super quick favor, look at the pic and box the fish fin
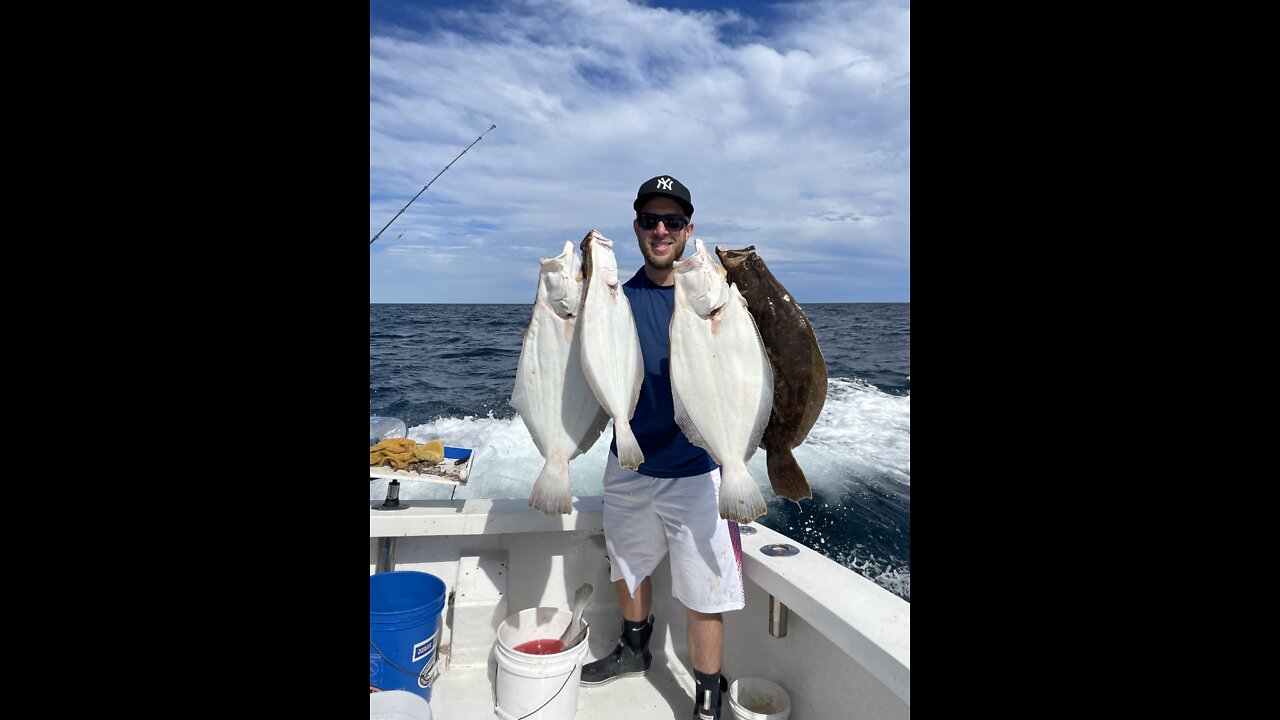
[794,352,829,441]
[673,383,718,460]
[510,338,532,413]
[718,462,767,523]
[566,330,612,455]
[735,287,774,456]
[574,405,611,455]
[613,420,645,470]
[528,459,573,515]
[765,448,813,502]
[626,314,644,414]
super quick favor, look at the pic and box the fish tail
[528,459,573,515]
[718,463,768,523]
[613,420,645,470]
[766,448,814,502]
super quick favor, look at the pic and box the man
[579,175,743,720]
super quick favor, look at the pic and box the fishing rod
[369,123,497,245]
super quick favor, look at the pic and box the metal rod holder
[769,594,789,638]
[372,479,411,511]
[375,537,397,574]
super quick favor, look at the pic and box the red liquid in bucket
[514,638,565,655]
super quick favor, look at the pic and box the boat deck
[429,647,696,719]
[371,497,909,720]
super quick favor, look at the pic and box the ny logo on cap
[657,177,673,190]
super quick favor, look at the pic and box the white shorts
[602,454,745,614]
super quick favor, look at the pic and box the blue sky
[371,0,909,304]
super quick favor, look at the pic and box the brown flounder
[714,245,827,502]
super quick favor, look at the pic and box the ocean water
[370,303,910,602]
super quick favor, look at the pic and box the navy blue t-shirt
[608,268,719,477]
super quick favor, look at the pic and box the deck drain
[737,525,757,535]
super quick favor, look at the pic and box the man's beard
[639,234,687,269]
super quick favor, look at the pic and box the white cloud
[371,0,909,303]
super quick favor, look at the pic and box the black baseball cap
[634,175,694,216]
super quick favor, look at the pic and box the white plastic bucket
[494,607,591,720]
[726,677,791,720]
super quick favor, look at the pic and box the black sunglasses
[636,212,689,231]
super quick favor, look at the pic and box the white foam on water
[370,376,909,503]
[370,413,614,503]
[833,548,911,602]
[370,380,910,601]
[796,377,910,486]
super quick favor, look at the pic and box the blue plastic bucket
[370,571,447,702]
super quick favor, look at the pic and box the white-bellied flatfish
[510,240,610,514]
[577,229,645,470]
[670,238,773,522]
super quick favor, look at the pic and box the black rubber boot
[692,674,729,719]
[580,615,654,686]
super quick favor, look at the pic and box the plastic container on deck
[371,416,408,445]
[726,677,791,720]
